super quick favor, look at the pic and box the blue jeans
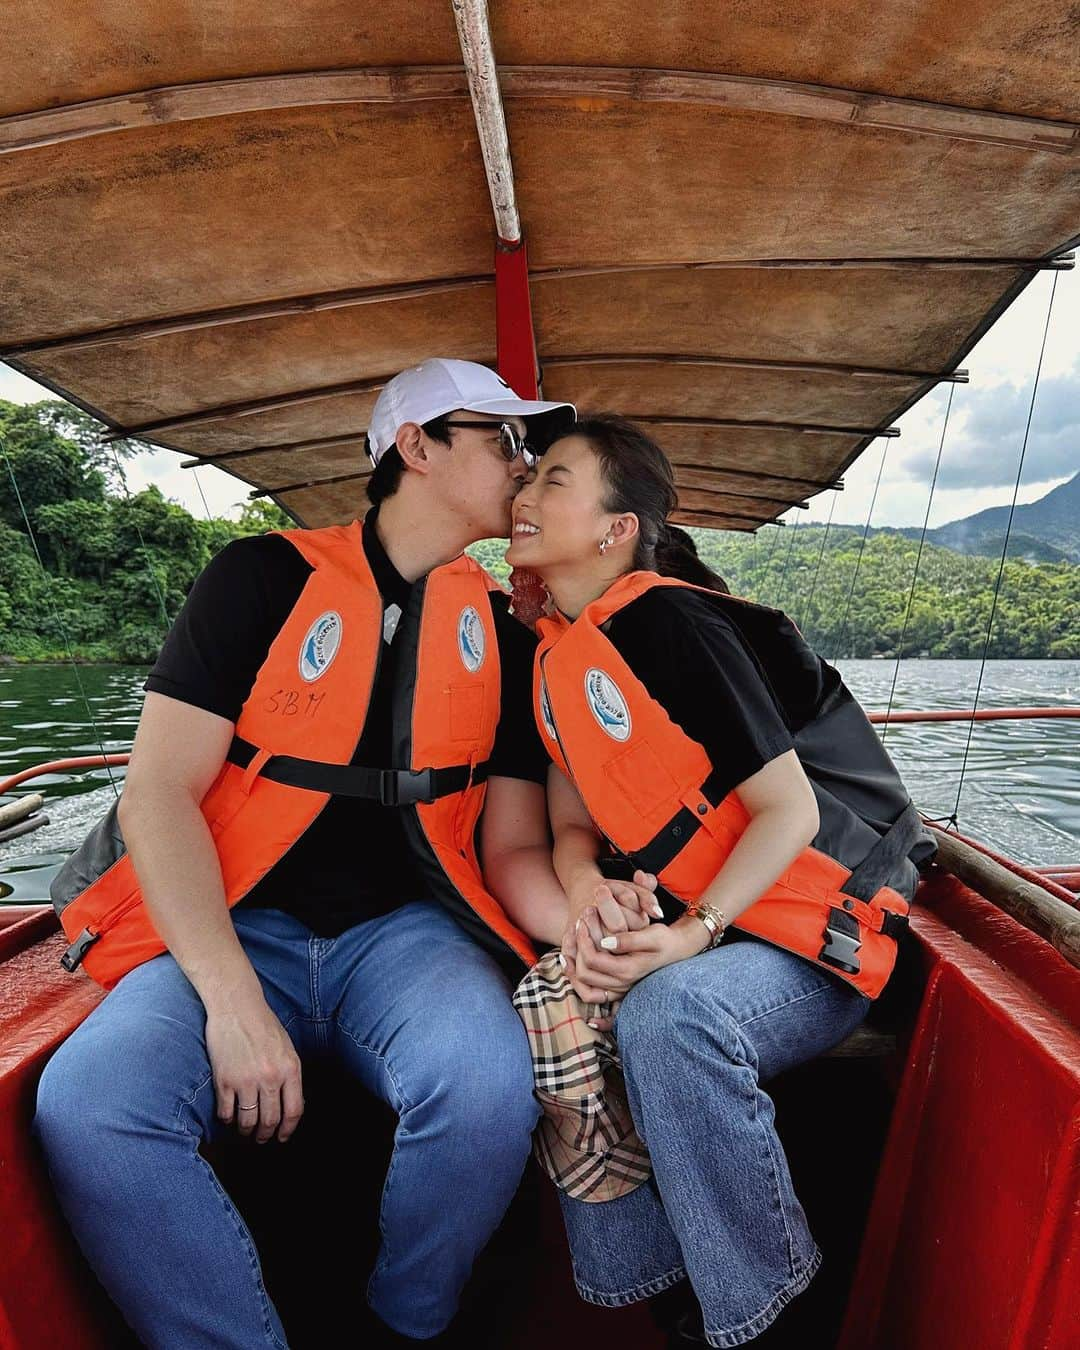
[33,902,539,1347]
[558,936,871,1347]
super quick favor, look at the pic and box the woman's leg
[614,938,870,1347]
[555,938,869,1346]
[33,908,313,1350]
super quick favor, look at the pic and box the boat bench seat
[823,1023,897,1057]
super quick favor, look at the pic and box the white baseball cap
[366,357,576,465]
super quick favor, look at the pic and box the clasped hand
[561,869,700,1029]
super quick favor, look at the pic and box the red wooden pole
[868,706,1080,725]
[495,236,539,399]
[0,755,129,797]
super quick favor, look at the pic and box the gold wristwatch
[685,900,727,950]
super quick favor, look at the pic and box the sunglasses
[443,420,538,468]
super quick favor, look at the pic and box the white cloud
[0,365,48,405]
[124,448,249,519]
[825,267,1079,530]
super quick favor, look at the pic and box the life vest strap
[629,768,729,877]
[839,802,922,905]
[817,806,920,974]
[227,737,489,806]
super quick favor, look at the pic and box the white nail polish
[586,1021,599,1029]
[599,936,618,950]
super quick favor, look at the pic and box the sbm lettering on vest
[534,573,936,1001]
[51,521,538,989]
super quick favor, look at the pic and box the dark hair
[574,414,677,571]
[655,524,730,593]
[573,414,729,593]
[365,414,453,506]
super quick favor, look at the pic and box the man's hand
[205,997,304,1144]
[121,692,307,1141]
[561,870,660,969]
[561,870,664,1025]
[568,911,710,1009]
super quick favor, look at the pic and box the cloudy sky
[1,265,1076,531]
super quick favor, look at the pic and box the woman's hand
[560,870,662,1027]
[564,869,661,943]
[569,912,710,1007]
[562,870,659,974]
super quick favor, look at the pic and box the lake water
[1,659,1077,905]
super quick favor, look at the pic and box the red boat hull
[1,869,1077,1348]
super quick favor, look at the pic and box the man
[35,359,576,1347]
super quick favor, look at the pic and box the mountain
[897,471,1080,563]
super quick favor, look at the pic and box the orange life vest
[53,521,537,988]
[534,572,925,1000]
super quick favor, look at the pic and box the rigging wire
[772,506,803,610]
[742,520,763,594]
[190,464,214,521]
[797,487,838,633]
[1,435,120,799]
[755,519,785,602]
[881,382,956,743]
[106,442,172,628]
[829,436,890,660]
[948,271,1060,828]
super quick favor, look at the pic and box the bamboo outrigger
[0,2,1078,1346]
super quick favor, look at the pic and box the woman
[505,415,933,1347]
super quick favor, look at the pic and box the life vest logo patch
[539,674,557,742]
[298,611,343,682]
[458,606,486,673]
[585,668,631,741]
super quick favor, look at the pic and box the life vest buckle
[379,768,436,807]
[60,927,101,972]
[819,906,862,975]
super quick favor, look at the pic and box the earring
[599,536,614,555]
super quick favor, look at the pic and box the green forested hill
[692,526,1080,659]
[0,399,289,663]
[907,470,1080,563]
[3,399,1078,662]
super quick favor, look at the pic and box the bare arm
[694,748,820,931]
[573,749,821,991]
[546,766,659,1012]
[118,691,303,1143]
[549,765,660,929]
[549,764,606,908]
[480,775,569,945]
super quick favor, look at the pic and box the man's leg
[612,938,871,1347]
[323,901,540,1341]
[33,908,313,1350]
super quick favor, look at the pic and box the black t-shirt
[145,516,548,937]
[601,588,799,802]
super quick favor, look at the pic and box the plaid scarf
[512,949,652,1202]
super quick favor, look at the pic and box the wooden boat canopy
[1,1,1077,530]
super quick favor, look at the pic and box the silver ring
[237,1103,259,1112]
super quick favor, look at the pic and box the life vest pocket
[606,739,681,819]
[449,684,485,742]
